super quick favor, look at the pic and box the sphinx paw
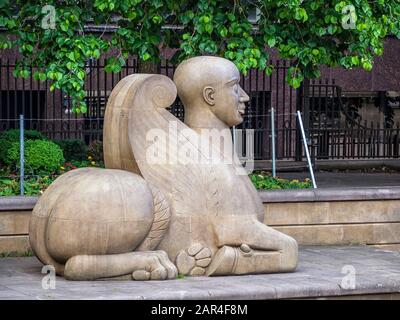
[132,251,178,280]
[132,270,151,281]
[176,243,212,276]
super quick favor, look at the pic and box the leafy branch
[0,0,399,112]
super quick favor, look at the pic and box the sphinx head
[173,56,250,127]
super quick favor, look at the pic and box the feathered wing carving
[137,184,171,251]
[126,74,223,220]
[103,74,152,175]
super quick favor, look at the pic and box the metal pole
[19,114,24,195]
[297,111,317,189]
[271,107,276,177]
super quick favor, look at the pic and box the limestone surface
[29,56,298,280]
[1,246,399,299]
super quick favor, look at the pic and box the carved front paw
[132,250,178,280]
[176,243,212,276]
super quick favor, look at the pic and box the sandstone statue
[29,56,298,280]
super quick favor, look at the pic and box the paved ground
[0,246,400,300]
[278,172,400,188]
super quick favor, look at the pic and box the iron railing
[0,58,399,161]
[304,80,400,159]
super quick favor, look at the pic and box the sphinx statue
[29,56,298,280]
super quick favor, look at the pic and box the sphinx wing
[126,74,222,217]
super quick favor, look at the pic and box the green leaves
[33,71,47,82]
[105,56,126,73]
[180,10,194,24]
[361,58,373,71]
[1,0,399,111]
[152,15,162,24]
[294,8,308,22]
[142,52,151,61]
[60,21,69,32]
[287,66,304,89]
[250,172,312,190]
[219,27,228,38]
[266,37,276,48]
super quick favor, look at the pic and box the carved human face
[204,66,250,127]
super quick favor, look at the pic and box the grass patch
[0,249,33,258]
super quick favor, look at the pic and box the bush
[88,140,104,163]
[0,129,46,142]
[55,139,88,162]
[0,178,19,196]
[250,172,312,190]
[0,129,47,164]
[5,140,65,175]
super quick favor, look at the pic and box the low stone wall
[0,197,36,254]
[261,187,400,251]
[1,188,400,254]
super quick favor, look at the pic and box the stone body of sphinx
[29,56,298,280]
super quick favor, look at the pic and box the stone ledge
[3,186,400,212]
[0,197,38,211]
[259,187,400,203]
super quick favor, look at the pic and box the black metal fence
[0,58,399,161]
[302,79,400,159]
[0,58,139,143]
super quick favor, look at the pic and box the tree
[0,0,399,112]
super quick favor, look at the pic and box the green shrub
[0,129,47,164]
[88,140,104,163]
[0,178,20,196]
[0,129,46,142]
[5,140,64,175]
[250,172,312,190]
[55,139,88,161]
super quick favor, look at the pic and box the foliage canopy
[1,0,399,111]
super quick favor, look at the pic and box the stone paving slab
[0,246,399,300]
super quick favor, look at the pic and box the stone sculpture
[29,56,298,280]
